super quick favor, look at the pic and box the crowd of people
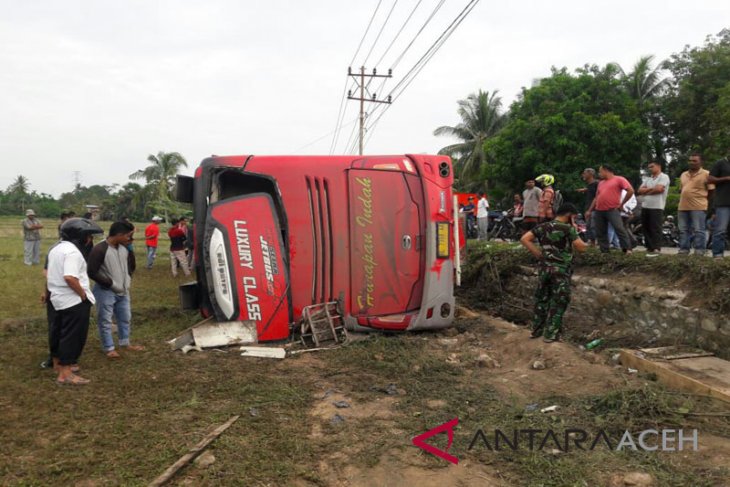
[462,151,729,259]
[518,150,729,344]
[22,213,194,385]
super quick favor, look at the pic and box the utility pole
[347,67,393,155]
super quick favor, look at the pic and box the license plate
[437,222,449,258]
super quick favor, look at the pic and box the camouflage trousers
[531,268,572,340]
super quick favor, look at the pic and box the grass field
[1,215,729,486]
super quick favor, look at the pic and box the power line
[361,0,400,67]
[389,0,447,71]
[365,0,481,145]
[369,0,446,112]
[373,0,424,68]
[329,0,385,154]
[291,117,359,153]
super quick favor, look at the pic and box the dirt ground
[284,311,730,486]
[1,210,728,486]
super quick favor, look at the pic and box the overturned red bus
[176,155,457,342]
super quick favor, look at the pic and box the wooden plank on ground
[620,350,730,404]
[149,415,240,486]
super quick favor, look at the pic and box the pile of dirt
[460,245,730,313]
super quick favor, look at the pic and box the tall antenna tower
[73,171,81,191]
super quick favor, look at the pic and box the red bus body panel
[207,194,290,341]
[190,155,455,340]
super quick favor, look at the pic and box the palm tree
[130,151,188,221]
[7,175,30,195]
[610,55,668,105]
[130,151,187,199]
[434,90,506,184]
[611,56,669,162]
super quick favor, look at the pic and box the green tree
[614,55,670,161]
[59,184,114,217]
[663,29,730,161]
[5,175,31,213]
[111,182,151,221]
[434,90,506,189]
[130,151,189,222]
[484,66,647,206]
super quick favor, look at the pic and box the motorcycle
[465,215,478,239]
[662,216,680,248]
[488,209,521,241]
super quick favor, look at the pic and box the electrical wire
[290,117,359,153]
[361,0,400,67]
[364,0,481,147]
[373,0,424,68]
[329,0,385,154]
[369,0,447,113]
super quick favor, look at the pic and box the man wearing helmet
[46,218,103,385]
[535,174,555,222]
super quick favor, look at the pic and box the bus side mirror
[176,175,194,203]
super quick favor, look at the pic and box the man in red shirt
[585,165,635,254]
[144,216,163,269]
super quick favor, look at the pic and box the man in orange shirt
[144,216,163,269]
[678,152,715,255]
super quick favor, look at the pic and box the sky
[0,0,728,197]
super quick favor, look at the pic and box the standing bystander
[47,218,103,385]
[637,161,670,255]
[707,151,730,259]
[522,180,543,232]
[535,174,555,222]
[22,209,43,265]
[476,192,490,240]
[678,153,715,255]
[585,165,634,254]
[577,168,599,244]
[88,221,144,358]
[144,216,163,269]
[169,218,191,277]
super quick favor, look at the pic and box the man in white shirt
[637,161,671,255]
[47,218,103,385]
[477,192,490,240]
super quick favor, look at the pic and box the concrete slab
[620,348,730,404]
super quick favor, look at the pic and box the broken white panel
[240,347,286,359]
[191,321,258,348]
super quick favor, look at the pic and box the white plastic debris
[239,346,286,359]
[540,405,559,413]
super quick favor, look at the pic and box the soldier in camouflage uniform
[520,203,587,342]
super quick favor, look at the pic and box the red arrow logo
[412,417,459,465]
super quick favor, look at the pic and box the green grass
[0,216,729,486]
[461,241,730,313]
